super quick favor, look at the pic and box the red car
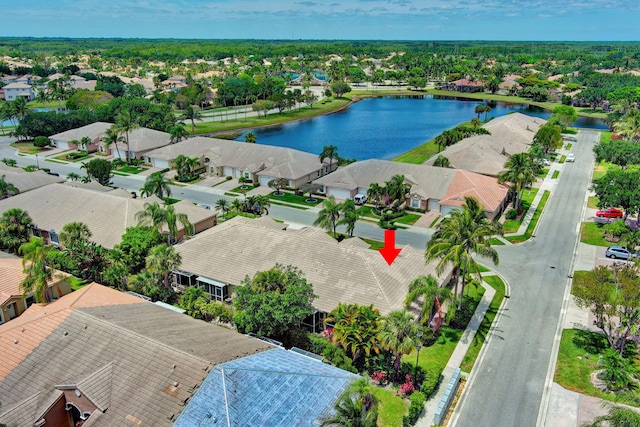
[596,208,624,218]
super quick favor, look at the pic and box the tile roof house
[0,257,72,324]
[3,82,36,101]
[0,183,218,249]
[0,283,272,427]
[49,122,113,151]
[144,136,333,189]
[173,216,453,330]
[442,78,485,93]
[110,127,172,161]
[174,347,359,427]
[314,159,509,219]
[424,113,545,177]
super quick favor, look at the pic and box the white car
[566,153,575,162]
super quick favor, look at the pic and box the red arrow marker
[378,229,402,265]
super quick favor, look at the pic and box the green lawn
[569,271,590,296]
[231,184,256,193]
[488,237,505,246]
[371,387,408,427]
[68,277,88,291]
[552,170,560,179]
[10,142,52,155]
[361,237,384,250]
[269,191,322,206]
[580,222,610,247]
[393,140,440,164]
[403,326,464,380]
[460,275,506,372]
[505,190,550,243]
[393,213,421,225]
[503,188,539,234]
[588,196,599,209]
[190,98,351,135]
[117,166,148,174]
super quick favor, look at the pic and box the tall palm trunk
[458,262,468,310]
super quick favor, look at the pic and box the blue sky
[1,0,637,41]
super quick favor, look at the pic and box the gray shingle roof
[0,284,272,427]
[0,183,217,249]
[0,164,64,193]
[114,127,171,153]
[49,122,113,143]
[145,137,326,181]
[176,217,451,315]
[174,348,359,427]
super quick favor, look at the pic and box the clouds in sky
[1,0,637,40]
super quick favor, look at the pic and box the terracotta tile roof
[440,170,509,212]
[0,258,70,306]
[176,217,451,315]
[0,283,271,427]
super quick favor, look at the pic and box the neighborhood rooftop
[175,216,452,315]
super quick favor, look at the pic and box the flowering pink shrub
[398,374,415,397]
[371,371,387,385]
[322,327,334,341]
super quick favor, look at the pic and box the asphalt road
[0,136,432,249]
[452,131,598,427]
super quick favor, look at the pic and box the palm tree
[11,97,28,122]
[79,136,92,151]
[325,303,381,362]
[19,237,53,303]
[367,182,383,210]
[319,145,339,174]
[168,123,188,144]
[67,172,80,181]
[320,379,378,427]
[179,105,203,133]
[432,155,451,168]
[114,109,139,165]
[425,196,502,309]
[404,275,453,328]
[314,195,341,237]
[215,198,230,216]
[0,175,19,199]
[59,221,92,248]
[338,199,359,237]
[378,310,421,383]
[135,202,194,245]
[0,208,34,254]
[474,104,485,119]
[101,126,124,159]
[146,244,182,289]
[140,171,172,199]
[385,174,411,211]
[497,152,537,211]
[613,109,640,142]
[483,105,492,120]
[244,131,257,143]
[585,406,640,427]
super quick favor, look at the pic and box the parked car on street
[596,208,624,218]
[563,135,577,142]
[566,153,575,162]
[605,246,639,260]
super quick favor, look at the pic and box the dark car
[605,246,638,260]
[596,208,624,218]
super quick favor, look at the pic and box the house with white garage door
[49,122,112,151]
[314,159,509,220]
[144,136,334,189]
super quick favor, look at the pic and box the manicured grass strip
[504,190,550,243]
[460,275,505,372]
[488,238,505,246]
[552,170,559,179]
[502,188,539,234]
[580,222,610,247]
[10,142,49,154]
[552,329,640,407]
[112,171,128,176]
[393,140,440,164]
[268,200,309,210]
[587,196,599,209]
[190,97,351,135]
[269,191,322,206]
[393,213,421,225]
[569,271,590,296]
[371,387,408,427]
[68,276,88,291]
[117,166,147,174]
[403,326,463,382]
[361,237,384,250]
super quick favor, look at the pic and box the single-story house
[174,347,359,427]
[144,137,334,189]
[0,283,272,427]
[0,256,72,324]
[442,78,485,93]
[424,113,545,177]
[0,183,218,249]
[49,122,113,151]
[314,159,509,220]
[108,127,172,161]
[0,163,65,194]
[173,216,453,330]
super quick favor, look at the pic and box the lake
[237,95,607,161]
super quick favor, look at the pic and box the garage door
[329,188,352,201]
[259,175,274,187]
[223,167,233,177]
[56,140,69,150]
[153,159,169,169]
[440,205,460,217]
[428,199,440,212]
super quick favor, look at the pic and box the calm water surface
[238,96,607,161]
